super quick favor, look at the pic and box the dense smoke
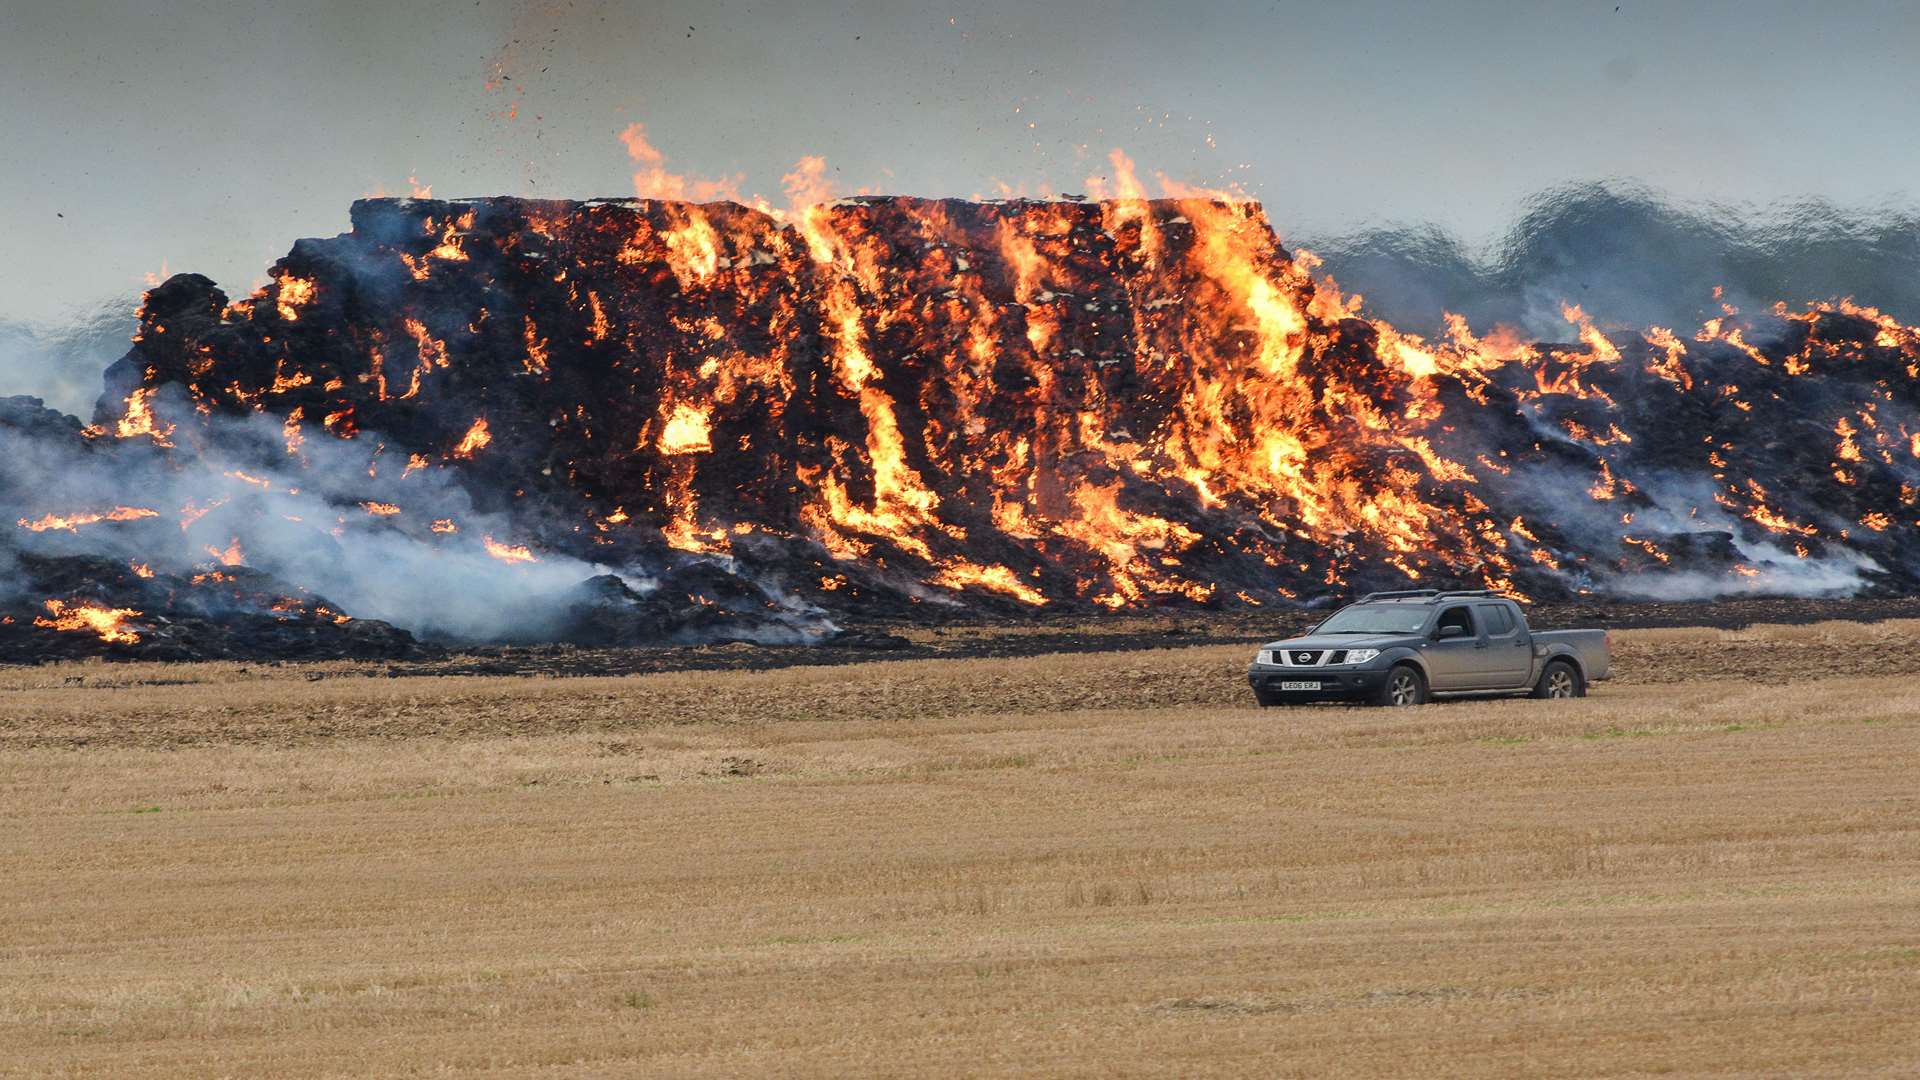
[0,381,833,660]
[0,305,137,416]
[1303,181,1920,341]
[0,399,613,642]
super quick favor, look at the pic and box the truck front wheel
[1377,664,1428,707]
[1532,659,1585,699]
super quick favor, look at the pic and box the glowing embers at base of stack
[270,595,353,626]
[1052,481,1211,608]
[926,560,1047,606]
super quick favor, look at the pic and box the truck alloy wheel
[1533,659,1585,699]
[1382,666,1425,707]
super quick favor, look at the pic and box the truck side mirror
[1436,624,1468,640]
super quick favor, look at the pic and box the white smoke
[1303,181,1920,340]
[1,392,623,643]
[0,304,134,416]
[1603,559,1871,602]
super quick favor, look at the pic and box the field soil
[4,620,1920,1076]
[372,594,1920,678]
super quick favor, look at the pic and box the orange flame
[88,139,1920,607]
[17,506,159,532]
[275,275,317,321]
[34,599,142,644]
[206,538,246,566]
[482,536,536,563]
[113,388,175,446]
[453,417,492,458]
[657,402,714,455]
[523,317,550,375]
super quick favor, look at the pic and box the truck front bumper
[1246,665,1386,704]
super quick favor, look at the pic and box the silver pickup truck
[1247,590,1611,707]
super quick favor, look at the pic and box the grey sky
[3,0,1918,326]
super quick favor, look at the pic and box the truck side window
[1478,604,1514,635]
[1436,605,1474,637]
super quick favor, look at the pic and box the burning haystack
[4,193,1918,660]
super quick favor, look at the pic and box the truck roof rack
[1357,589,1438,602]
[1357,588,1499,603]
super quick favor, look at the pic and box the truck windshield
[1315,604,1431,635]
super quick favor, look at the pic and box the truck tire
[1254,689,1286,708]
[1532,659,1585,699]
[1377,664,1427,707]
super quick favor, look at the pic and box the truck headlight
[1343,649,1380,664]
[1257,649,1276,666]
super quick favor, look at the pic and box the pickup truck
[1246,590,1611,707]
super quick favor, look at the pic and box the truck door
[1474,602,1533,688]
[1422,604,1481,690]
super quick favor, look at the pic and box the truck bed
[1533,629,1611,681]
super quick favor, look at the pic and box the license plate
[1280,681,1321,691]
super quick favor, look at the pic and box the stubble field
[4,621,1920,1076]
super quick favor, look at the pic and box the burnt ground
[359,595,1920,679]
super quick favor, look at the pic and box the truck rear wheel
[1532,659,1584,699]
[1377,664,1427,707]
